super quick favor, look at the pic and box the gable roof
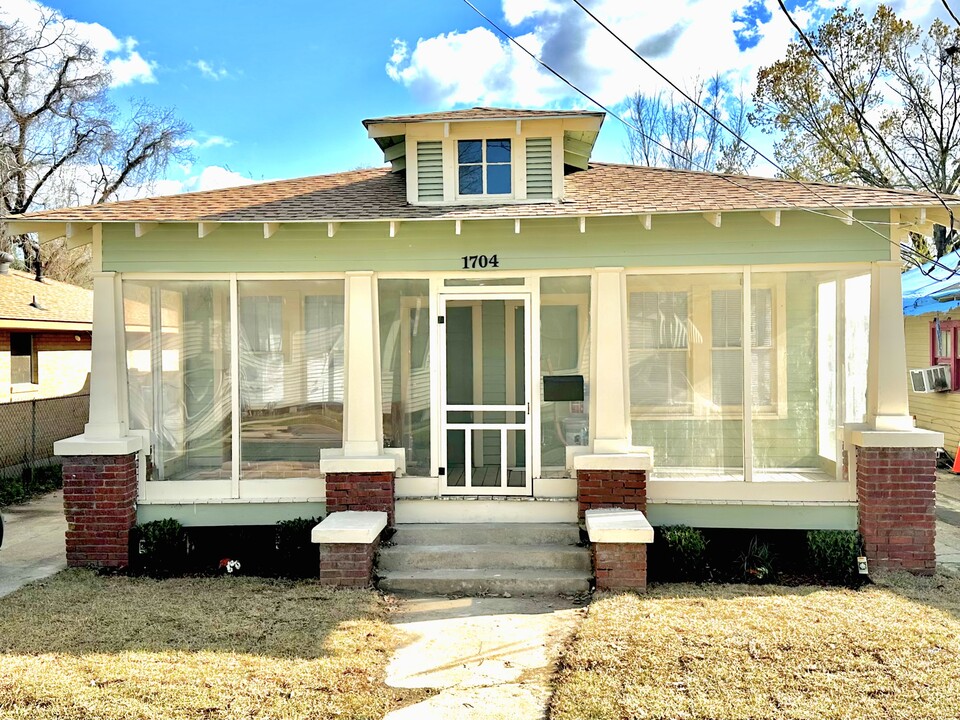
[0,270,92,329]
[10,163,954,226]
[902,250,960,316]
[362,106,605,127]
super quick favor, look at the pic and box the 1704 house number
[461,254,500,269]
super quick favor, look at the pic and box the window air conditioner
[909,365,952,393]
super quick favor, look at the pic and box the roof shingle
[361,106,605,127]
[10,163,953,225]
[0,270,91,327]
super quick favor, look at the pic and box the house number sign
[461,254,500,269]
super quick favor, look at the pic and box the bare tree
[0,12,191,283]
[625,74,756,174]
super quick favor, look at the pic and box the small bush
[135,518,188,577]
[807,530,863,584]
[657,525,709,581]
[275,516,322,578]
[0,464,62,507]
[736,535,777,583]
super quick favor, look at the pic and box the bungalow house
[902,249,960,455]
[5,107,947,589]
[0,266,91,401]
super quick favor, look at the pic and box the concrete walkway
[0,490,67,598]
[937,470,960,576]
[383,596,586,720]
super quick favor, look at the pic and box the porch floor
[446,465,526,488]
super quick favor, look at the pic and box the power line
[461,0,935,269]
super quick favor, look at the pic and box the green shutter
[417,141,443,201]
[525,137,553,199]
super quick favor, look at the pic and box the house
[902,249,960,454]
[0,265,91,401]
[6,107,948,587]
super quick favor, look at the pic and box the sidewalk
[936,470,960,575]
[384,596,586,720]
[0,490,67,598]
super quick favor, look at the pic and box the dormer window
[458,139,511,196]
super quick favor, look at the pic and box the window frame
[10,331,37,388]
[929,317,960,390]
[627,274,788,419]
[456,138,513,198]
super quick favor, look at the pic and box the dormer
[362,107,604,205]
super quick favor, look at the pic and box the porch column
[591,267,630,453]
[866,261,913,431]
[843,260,942,575]
[55,269,142,568]
[320,271,397,523]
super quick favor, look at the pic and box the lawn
[0,569,426,719]
[550,574,960,720]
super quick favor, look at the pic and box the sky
[2,0,957,198]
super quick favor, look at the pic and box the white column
[591,267,631,453]
[55,270,141,456]
[865,260,914,430]
[341,271,384,456]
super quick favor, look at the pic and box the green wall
[102,210,892,273]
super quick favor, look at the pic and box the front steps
[377,523,592,596]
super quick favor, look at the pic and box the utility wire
[571,0,960,279]
[461,0,938,272]
[942,0,960,30]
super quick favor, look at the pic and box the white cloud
[176,135,235,150]
[0,0,156,87]
[194,60,229,81]
[150,166,263,196]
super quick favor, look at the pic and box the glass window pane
[540,276,590,474]
[239,280,344,482]
[818,281,837,462]
[459,165,482,195]
[458,139,482,164]
[486,139,511,163]
[123,280,232,482]
[486,164,511,194]
[843,274,870,424]
[379,279,431,476]
[628,273,744,480]
[10,333,33,384]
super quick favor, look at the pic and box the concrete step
[391,523,582,546]
[378,543,591,571]
[395,498,577,524]
[378,568,592,596]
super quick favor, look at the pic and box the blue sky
[3,0,955,197]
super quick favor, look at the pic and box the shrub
[807,529,863,584]
[275,516,322,578]
[736,535,777,583]
[135,518,188,577]
[657,525,709,581]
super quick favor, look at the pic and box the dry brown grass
[0,569,426,719]
[550,575,960,720]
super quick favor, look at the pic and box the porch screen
[627,273,745,480]
[238,280,344,481]
[540,276,590,472]
[379,279,430,476]
[123,280,232,481]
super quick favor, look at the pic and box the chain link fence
[0,393,89,505]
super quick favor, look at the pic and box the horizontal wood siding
[102,210,892,273]
[906,314,960,451]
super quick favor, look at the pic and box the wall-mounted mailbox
[543,375,585,402]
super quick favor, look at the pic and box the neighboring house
[0,267,91,401]
[7,107,949,585]
[902,250,960,454]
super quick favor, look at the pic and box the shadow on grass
[0,568,374,659]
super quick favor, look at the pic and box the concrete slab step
[378,568,592,596]
[378,543,591,571]
[391,523,582,546]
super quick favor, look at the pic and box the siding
[103,209,893,273]
[906,314,960,452]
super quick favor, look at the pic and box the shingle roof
[0,270,92,327]
[10,163,953,225]
[362,106,605,127]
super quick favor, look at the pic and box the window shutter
[417,141,443,201]
[525,137,553,199]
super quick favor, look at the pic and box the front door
[439,294,531,495]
